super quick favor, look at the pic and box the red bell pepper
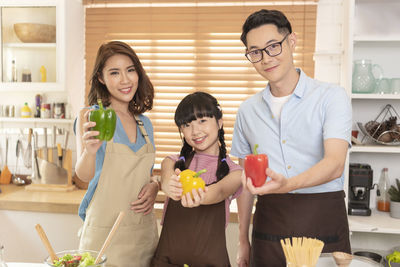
[244,144,268,187]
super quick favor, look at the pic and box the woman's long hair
[87,41,154,115]
[174,92,229,181]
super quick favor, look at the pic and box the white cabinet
[0,0,65,92]
[344,0,400,240]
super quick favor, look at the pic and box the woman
[75,41,159,267]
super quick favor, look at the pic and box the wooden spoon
[35,224,58,262]
[95,211,125,264]
[333,251,353,267]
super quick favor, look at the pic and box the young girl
[75,41,159,267]
[151,92,243,267]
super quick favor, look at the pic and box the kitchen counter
[0,184,84,214]
[0,184,240,222]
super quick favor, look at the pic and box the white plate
[317,253,381,267]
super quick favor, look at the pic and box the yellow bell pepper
[179,169,206,197]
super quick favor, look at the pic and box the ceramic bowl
[14,23,56,43]
[44,249,106,267]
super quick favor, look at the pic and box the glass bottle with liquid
[11,60,17,82]
[377,167,391,212]
[0,245,8,267]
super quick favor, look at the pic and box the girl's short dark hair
[87,41,154,115]
[174,92,229,182]
[240,9,292,46]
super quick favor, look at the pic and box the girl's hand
[130,182,158,215]
[82,109,103,155]
[181,187,208,208]
[167,171,183,201]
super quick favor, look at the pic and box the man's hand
[130,182,158,215]
[237,239,251,267]
[242,168,289,195]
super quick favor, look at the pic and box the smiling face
[246,24,296,85]
[99,53,139,107]
[180,116,222,156]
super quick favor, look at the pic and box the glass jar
[0,245,9,267]
[377,167,391,212]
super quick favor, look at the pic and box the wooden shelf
[350,144,400,153]
[348,208,400,234]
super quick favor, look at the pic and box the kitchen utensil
[376,78,391,94]
[48,127,53,163]
[51,126,57,163]
[43,128,48,161]
[32,132,41,180]
[56,144,62,167]
[35,224,58,262]
[62,130,69,163]
[0,138,12,184]
[12,140,25,186]
[353,251,382,263]
[23,128,33,168]
[352,59,383,94]
[391,78,400,95]
[38,158,68,184]
[14,23,56,43]
[317,253,381,266]
[333,251,353,267]
[95,211,125,264]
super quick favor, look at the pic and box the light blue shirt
[231,69,352,193]
[78,113,154,220]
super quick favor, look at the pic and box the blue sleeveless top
[78,113,154,220]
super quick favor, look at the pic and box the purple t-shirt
[161,152,243,227]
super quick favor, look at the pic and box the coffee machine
[348,163,374,216]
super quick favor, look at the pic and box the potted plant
[388,178,400,219]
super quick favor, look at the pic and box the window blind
[84,1,318,165]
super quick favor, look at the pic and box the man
[230,9,352,267]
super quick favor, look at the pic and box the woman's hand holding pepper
[82,109,103,155]
[130,182,159,215]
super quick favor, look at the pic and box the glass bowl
[44,249,106,267]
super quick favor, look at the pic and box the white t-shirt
[270,93,292,120]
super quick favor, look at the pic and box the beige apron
[79,116,158,267]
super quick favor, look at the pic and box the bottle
[0,245,8,267]
[377,167,391,212]
[11,60,17,82]
[20,103,32,118]
[35,94,42,118]
[40,65,47,82]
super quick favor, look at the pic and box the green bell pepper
[89,99,116,141]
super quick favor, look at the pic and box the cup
[352,130,359,138]
[391,78,400,94]
[375,78,391,94]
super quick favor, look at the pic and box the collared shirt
[230,69,352,193]
[78,113,154,220]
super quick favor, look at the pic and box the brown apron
[250,191,351,267]
[151,199,230,267]
[79,116,158,267]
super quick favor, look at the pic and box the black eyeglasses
[245,33,290,63]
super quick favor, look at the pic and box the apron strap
[134,115,152,145]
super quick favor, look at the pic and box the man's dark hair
[240,9,292,46]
